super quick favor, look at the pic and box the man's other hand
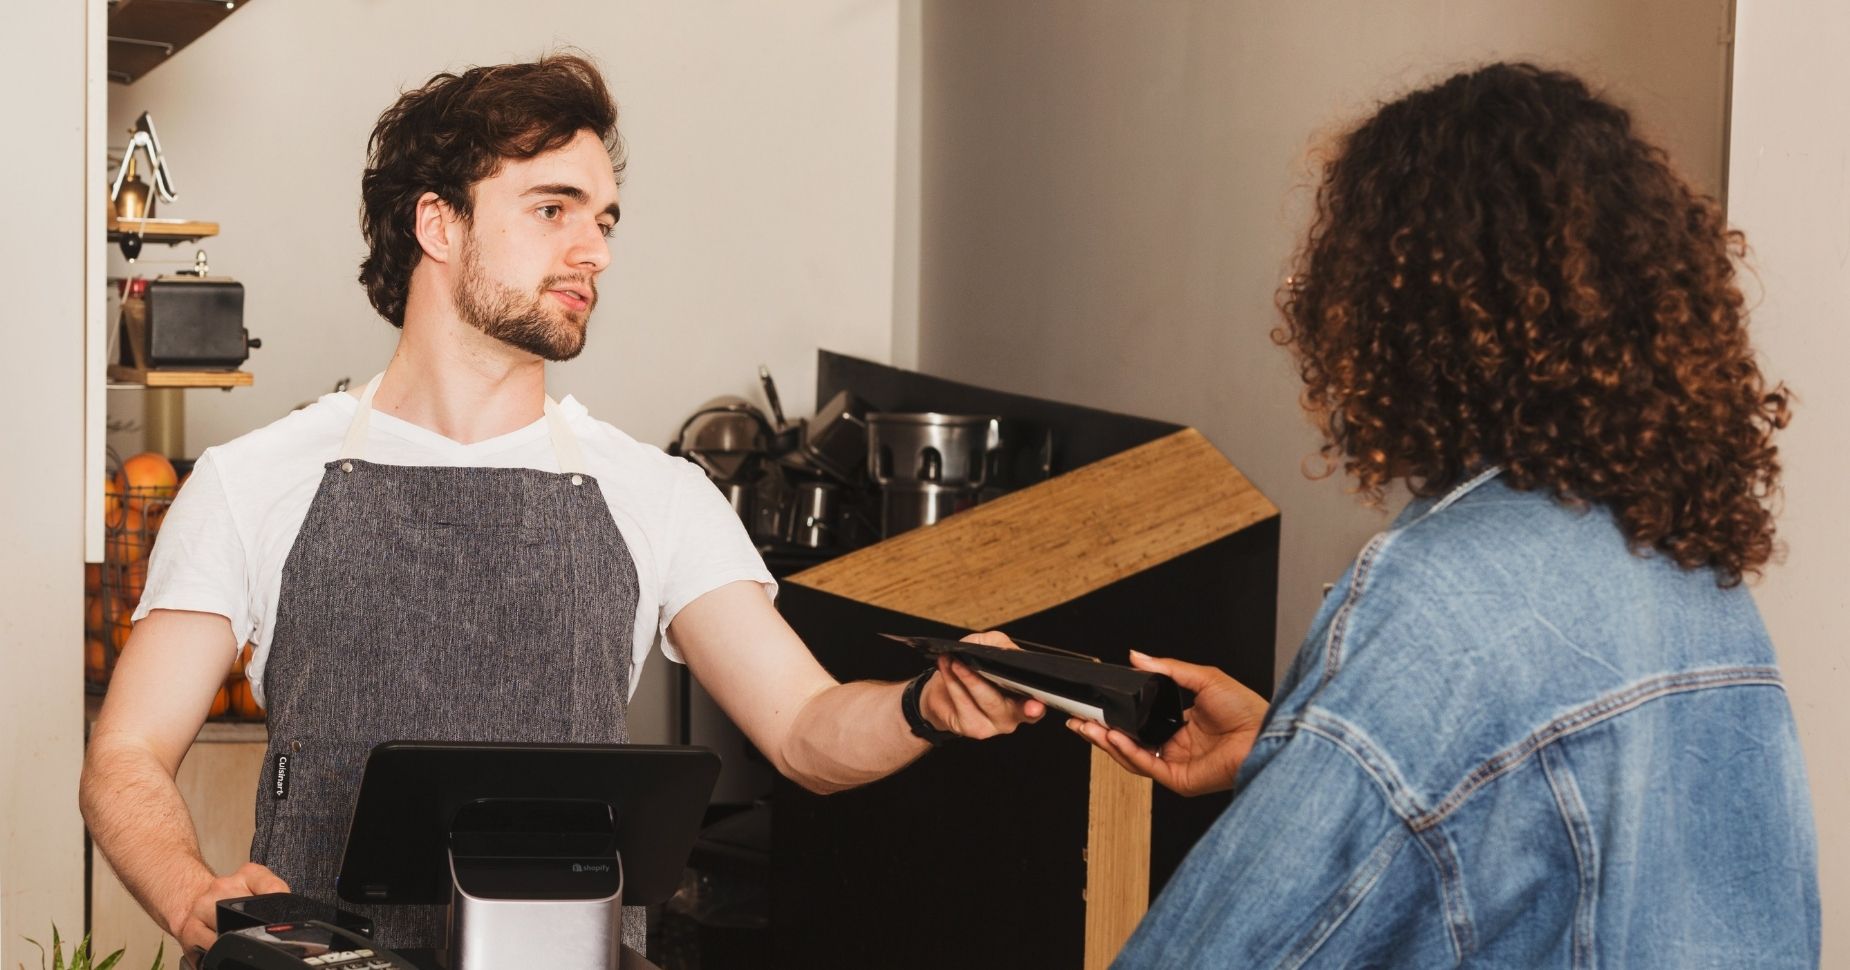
[1067,651,1269,797]
[917,631,1047,739]
[176,862,290,952]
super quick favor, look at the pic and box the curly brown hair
[358,52,624,327]
[1278,62,1789,584]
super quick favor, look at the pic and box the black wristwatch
[902,668,959,745]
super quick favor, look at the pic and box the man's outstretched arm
[668,581,1043,794]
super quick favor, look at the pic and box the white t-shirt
[135,388,775,706]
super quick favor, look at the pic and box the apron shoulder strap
[337,373,385,461]
[545,397,589,477]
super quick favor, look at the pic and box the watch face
[236,922,338,956]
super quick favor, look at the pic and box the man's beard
[453,233,595,362]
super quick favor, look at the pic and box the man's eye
[598,222,617,238]
[538,205,562,220]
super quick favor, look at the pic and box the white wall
[0,2,91,967]
[104,0,904,741]
[1728,5,1850,962]
[914,0,1733,684]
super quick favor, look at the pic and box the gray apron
[250,374,646,952]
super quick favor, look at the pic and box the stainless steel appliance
[867,412,1001,536]
[788,481,840,549]
[674,396,773,484]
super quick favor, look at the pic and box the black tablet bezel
[336,741,720,907]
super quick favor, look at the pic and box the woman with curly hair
[1068,63,1820,967]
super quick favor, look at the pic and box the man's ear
[413,191,460,263]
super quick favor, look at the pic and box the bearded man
[81,53,1039,957]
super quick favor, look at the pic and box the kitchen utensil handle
[759,364,788,428]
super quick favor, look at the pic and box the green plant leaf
[20,925,158,970]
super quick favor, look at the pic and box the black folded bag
[885,634,1186,748]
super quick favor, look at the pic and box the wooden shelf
[108,0,255,85]
[107,365,251,388]
[106,213,218,245]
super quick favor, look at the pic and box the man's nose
[570,221,611,272]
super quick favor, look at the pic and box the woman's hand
[1068,651,1269,796]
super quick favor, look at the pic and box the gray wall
[914,0,1733,681]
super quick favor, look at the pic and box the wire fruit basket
[85,466,264,721]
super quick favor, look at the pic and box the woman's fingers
[1129,649,1231,694]
[1067,718,1173,783]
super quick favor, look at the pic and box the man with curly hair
[1069,63,1820,967]
[79,53,1041,956]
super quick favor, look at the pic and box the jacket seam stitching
[1291,717,1477,959]
[1296,713,1428,820]
[1411,668,1785,832]
[1317,468,1500,683]
[1540,744,1599,970]
[1278,826,1412,970]
[1410,823,1477,960]
[1321,530,1393,680]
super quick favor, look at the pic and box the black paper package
[885,634,1186,748]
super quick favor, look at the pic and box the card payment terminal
[201,920,413,969]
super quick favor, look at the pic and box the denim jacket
[1116,469,1819,968]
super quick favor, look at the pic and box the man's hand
[916,631,1046,739]
[174,862,290,952]
[1067,651,1269,797]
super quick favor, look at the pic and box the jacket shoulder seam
[1412,666,1786,832]
[1290,713,1477,959]
[1317,468,1502,682]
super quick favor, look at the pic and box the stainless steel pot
[867,412,1001,488]
[879,481,979,536]
[676,396,773,483]
[789,481,841,548]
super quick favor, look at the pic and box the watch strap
[902,668,959,745]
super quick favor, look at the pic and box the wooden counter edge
[1083,748,1152,969]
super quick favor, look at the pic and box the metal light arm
[109,111,178,206]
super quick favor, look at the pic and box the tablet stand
[446,798,625,969]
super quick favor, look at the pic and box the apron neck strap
[337,374,384,460]
[543,396,588,476]
[339,372,588,477]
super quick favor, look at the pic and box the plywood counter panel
[790,428,1278,630]
[781,425,1279,969]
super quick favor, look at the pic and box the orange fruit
[85,636,108,685]
[85,592,104,635]
[230,678,265,719]
[122,452,178,499]
[121,559,149,607]
[106,506,151,562]
[209,685,231,719]
[107,597,134,654]
[104,472,125,527]
[85,563,101,595]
